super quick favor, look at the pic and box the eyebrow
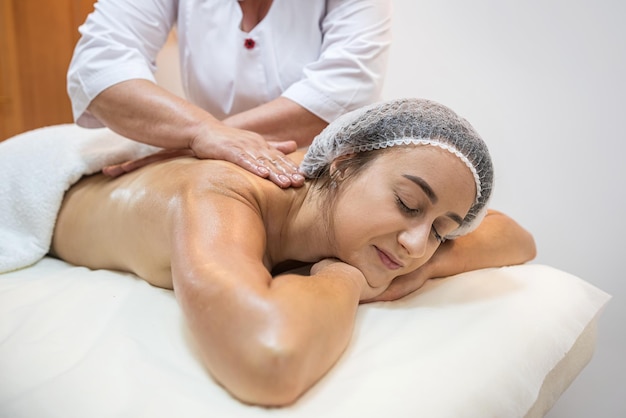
[403,174,464,226]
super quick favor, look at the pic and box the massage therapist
[67,0,392,187]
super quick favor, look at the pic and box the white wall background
[382,1,625,416]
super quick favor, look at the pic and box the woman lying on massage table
[49,98,536,406]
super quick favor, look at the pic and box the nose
[398,223,430,258]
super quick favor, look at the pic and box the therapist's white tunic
[68,0,392,128]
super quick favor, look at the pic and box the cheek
[331,178,397,247]
[333,206,400,255]
[332,204,366,245]
[331,188,380,248]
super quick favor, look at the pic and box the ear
[330,153,356,179]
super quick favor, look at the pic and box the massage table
[0,125,611,418]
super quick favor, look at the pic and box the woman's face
[330,145,476,294]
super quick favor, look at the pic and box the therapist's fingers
[102,149,194,177]
[218,143,304,188]
[259,152,305,187]
[191,125,304,188]
[236,150,304,188]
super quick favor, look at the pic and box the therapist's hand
[191,122,304,188]
[102,148,194,177]
[104,126,304,188]
[90,80,307,187]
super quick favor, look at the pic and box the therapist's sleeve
[281,0,392,123]
[67,0,176,127]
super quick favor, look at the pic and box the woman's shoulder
[139,157,278,207]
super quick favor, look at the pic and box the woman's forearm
[428,209,536,279]
[369,210,537,302]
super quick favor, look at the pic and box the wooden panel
[13,0,76,131]
[71,0,96,41]
[0,0,95,141]
[0,0,23,139]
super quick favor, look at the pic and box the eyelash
[395,196,446,244]
[395,195,420,215]
[433,228,446,244]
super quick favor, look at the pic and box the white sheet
[0,258,610,418]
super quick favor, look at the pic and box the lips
[375,246,403,270]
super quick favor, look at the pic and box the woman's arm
[169,189,364,406]
[175,260,363,406]
[368,210,537,302]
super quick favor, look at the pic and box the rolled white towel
[0,124,159,273]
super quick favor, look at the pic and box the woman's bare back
[50,156,285,289]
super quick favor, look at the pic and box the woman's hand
[311,258,386,302]
[363,210,537,303]
[363,267,431,303]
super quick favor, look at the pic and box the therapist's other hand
[102,149,194,177]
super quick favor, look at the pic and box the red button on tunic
[244,38,255,49]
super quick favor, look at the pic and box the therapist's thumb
[267,140,298,154]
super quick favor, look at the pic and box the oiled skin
[52,156,297,288]
[50,152,366,406]
[50,150,536,406]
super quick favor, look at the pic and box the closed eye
[395,195,420,216]
[396,195,445,243]
[432,226,446,244]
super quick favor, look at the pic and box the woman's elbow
[519,227,537,263]
[487,209,537,265]
[501,213,537,264]
[177,286,319,406]
[224,341,311,407]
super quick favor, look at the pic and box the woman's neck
[264,182,335,268]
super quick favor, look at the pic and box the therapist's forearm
[223,97,328,147]
[89,81,327,149]
[87,79,218,149]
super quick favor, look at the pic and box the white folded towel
[0,124,159,273]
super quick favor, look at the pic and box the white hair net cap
[301,98,494,238]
